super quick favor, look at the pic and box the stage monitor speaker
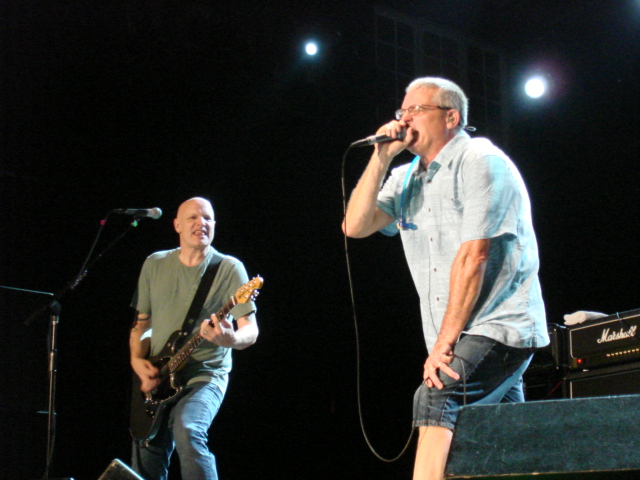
[445,394,640,479]
[98,459,143,480]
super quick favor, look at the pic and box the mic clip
[397,221,417,231]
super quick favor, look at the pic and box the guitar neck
[165,295,238,374]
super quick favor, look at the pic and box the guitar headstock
[234,276,264,304]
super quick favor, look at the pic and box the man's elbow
[460,239,491,271]
[342,226,359,238]
[342,220,370,239]
[234,323,259,350]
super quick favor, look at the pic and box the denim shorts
[413,334,534,430]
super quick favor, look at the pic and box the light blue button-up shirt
[377,131,549,351]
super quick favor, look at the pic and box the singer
[343,78,548,480]
[129,197,259,480]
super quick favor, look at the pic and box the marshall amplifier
[568,308,640,370]
[564,361,640,399]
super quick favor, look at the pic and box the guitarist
[129,197,259,480]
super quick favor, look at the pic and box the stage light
[305,42,318,56]
[524,77,547,99]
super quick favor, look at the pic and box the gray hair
[406,77,468,129]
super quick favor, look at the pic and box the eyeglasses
[395,104,452,120]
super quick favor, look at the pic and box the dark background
[1,1,638,479]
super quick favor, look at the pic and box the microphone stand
[43,298,62,480]
[20,212,146,480]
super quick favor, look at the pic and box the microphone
[351,128,406,148]
[113,207,163,219]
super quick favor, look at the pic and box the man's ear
[447,110,460,128]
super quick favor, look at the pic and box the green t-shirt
[133,247,256,393]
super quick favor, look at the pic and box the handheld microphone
[113,208,163,219]
[351,128,406,148]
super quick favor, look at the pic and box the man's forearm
[343,153,392,238]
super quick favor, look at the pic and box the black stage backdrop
[1,1,639,479]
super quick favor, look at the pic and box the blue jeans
[132,382,224,480]
[413,334,534,430]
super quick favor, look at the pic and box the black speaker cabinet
[564,360,640,399]
[98,459,143,480]
[445,395,640,479]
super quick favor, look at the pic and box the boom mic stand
[20,211,149,480]
[0,286,63,479]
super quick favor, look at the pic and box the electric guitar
[129,276,263,445]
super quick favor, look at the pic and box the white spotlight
[525,77,546,99]
[305,42,318,56]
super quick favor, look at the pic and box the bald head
[177,197,214,219]
[174,197,215,251]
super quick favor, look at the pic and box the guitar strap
[180,255,223,337]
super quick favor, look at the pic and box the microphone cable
[340,144,416,462]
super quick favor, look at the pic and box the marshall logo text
[597,325,638,344]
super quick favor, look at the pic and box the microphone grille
[149,207,163,219]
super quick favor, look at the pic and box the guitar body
[130,330,190,445]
